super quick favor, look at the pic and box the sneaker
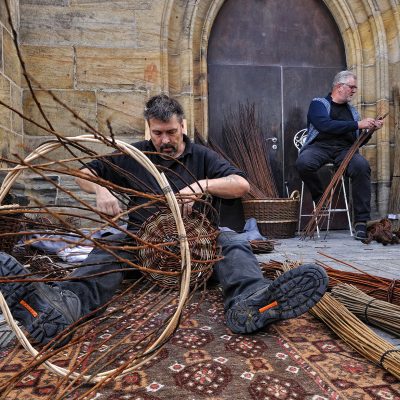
[0,252,81,347]
[225,264,328,334]
[354,222,367,240]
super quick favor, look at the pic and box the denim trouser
[296,142,371,222]
[58,231,271,317]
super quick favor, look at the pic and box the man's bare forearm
[188,174,250,199]
[75,168,101,194]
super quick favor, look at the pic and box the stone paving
[257,230,400,280]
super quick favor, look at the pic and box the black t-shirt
[85,135,246,229]
[314,101,356,147]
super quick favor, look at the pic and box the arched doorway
[207,0,346,229]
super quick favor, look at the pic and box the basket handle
[290,190,300,200]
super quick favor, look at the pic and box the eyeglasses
[341,83,358,90]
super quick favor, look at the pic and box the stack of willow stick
[263,260,400,380]
[331,283,400,336]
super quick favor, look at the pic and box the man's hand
[76,168,122,217]
[177,185,201,217]
[95,186,122,216]
[358,118,376,130]
[372,119,384,129]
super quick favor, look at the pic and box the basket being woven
[137,210,219,288]
[242,192,300,239]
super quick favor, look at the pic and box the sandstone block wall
[0,0,22,168]
[0,0,399,217]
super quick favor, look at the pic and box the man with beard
[0,95,328,347]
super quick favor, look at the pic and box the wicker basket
[137,210,219,288]
[0,205,23,253]
[242,191,300,239]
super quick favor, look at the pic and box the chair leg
[326,189,333,235]
[298,181,304,235]
[312,201,321,238]
[341,176,353,236]
[298,181,322,238]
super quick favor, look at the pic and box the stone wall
[19,0,165,155]
[0,0,22,168]
[1,0,400,216]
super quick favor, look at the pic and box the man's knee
[349,156,371,177]
[296,154,315,174]
[218,231,252,252]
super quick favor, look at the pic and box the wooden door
[207,0,346,230]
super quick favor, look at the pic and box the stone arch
[164,0,399,214]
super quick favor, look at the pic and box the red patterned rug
[0,286,399,399]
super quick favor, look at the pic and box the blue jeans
[58,231,271,316]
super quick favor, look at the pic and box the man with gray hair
[296,70,383,240]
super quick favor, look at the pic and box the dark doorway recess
[207,0,346,230]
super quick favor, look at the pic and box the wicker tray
[242,192,300,239]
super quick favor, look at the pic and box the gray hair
[144,94,184,123]
[332,70,357,87]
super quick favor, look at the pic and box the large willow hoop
[0,134,191,383]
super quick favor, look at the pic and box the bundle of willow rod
[278,263,400,380]
[194,129,267,199]
[260,258,400,305]
[311,293,400,379]
[221,103,279,198]
[301,111,388,239]
[331,283,400,336]
[249,239,275,254]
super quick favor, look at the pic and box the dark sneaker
[354,222,367,240]
[225,264,328,334]
[0,252,81,347]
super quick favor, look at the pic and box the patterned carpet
[0,286,399,399]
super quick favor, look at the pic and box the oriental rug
[0,286,399,399]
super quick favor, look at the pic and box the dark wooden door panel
[208,64,283,188]
[208,0,347,230]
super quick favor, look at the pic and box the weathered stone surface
[11,82,22,133]
[135,5,164,49]
[0,0,19,33]
[361,144,377,181]
[3,29,21,86]
[382,9,400,61]
[0,28,3,71]
[0,74,11,130]
[97,91,146,137]
[21,45,74,89]
[19,3,140,47]
[362,65,376,104]
[358,19,376,64]
[23,89,97,136]
[76,47,161,90]
[23,174,59,206]
[20,0,69,5]
[0,127,23,166]
[70,0,151,7]
[348,0,369,24]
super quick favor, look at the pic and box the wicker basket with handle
[242,191,300,239]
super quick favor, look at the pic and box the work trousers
[57,231,271,317]
[295,142,371,223]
